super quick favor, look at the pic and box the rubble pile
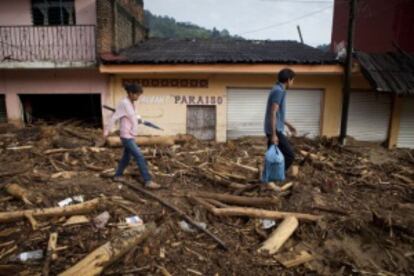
[0,122,413,275]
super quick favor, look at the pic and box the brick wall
[97,0,147,54]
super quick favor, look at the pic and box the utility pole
[297,25,304,44]
[339,0,358,145]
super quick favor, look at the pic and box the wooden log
[58,223,156,276]
[43,232,58,276]
[106,136,175,147]
[189,191,279,207]
[258,216,299,255]
[0,198,104,223]
[5,183,40,205]
[195,204,321,222]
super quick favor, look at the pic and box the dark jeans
[267,131,295,171]
[115,138,152,182]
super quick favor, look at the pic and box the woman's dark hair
[278,68,296,83]
[124,83,143,94]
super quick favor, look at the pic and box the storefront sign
[174,96,223,105]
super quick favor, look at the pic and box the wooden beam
[100,64,343,75]
[258,216,299,254]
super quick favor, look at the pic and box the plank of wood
[58,223,155,276]
[258,216,299,255]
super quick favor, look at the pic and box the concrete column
[387,95,403,149]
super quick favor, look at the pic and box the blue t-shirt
[264,83,286,135]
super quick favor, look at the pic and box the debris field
[0,122,413,275]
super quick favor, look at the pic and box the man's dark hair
[124,83,143,94]
[278,68,296,83]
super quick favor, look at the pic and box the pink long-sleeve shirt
[104,98,139,139]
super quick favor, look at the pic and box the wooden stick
[258,216,299,254]
[44,148,74,155]
[0,198,104,223]
[0,167,31,178]
[43,232,58,276]
[62,127,92,142]
[58,223,155,276]
[119,181,229,250]
[280,182,294,192]
[6,145,33,151]
[24,213,39,230]
[189,191,279,207]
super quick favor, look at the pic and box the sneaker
[145,181,161,190]
[265,182,282,192]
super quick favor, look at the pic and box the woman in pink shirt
[104,83,160,189]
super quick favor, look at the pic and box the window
[32,0,76,26]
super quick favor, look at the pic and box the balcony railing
[0,25,96,64]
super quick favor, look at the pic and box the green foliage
[316,44,331,52]
[144,10,242,39]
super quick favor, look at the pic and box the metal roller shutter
[397,97,414,148]
[227,88,322,139]
[347,92,392,141]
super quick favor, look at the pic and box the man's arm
[285,121,297,136]
[271,103,279,145]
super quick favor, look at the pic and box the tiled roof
[101,38,337,65]
[355,51,414,96]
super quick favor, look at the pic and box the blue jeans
[115,138,152,182]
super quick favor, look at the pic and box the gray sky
[144,0,334,47]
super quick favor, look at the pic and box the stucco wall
[109,73,343,142]
[0,0,97,26]
[0,0,31,25]
[0,69,109,125]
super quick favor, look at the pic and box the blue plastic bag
[261,145,285,182]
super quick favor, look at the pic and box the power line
[239,5,333,35]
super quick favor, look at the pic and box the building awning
[355,51,414,96]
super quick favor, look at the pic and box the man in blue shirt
[264,69,297,186]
